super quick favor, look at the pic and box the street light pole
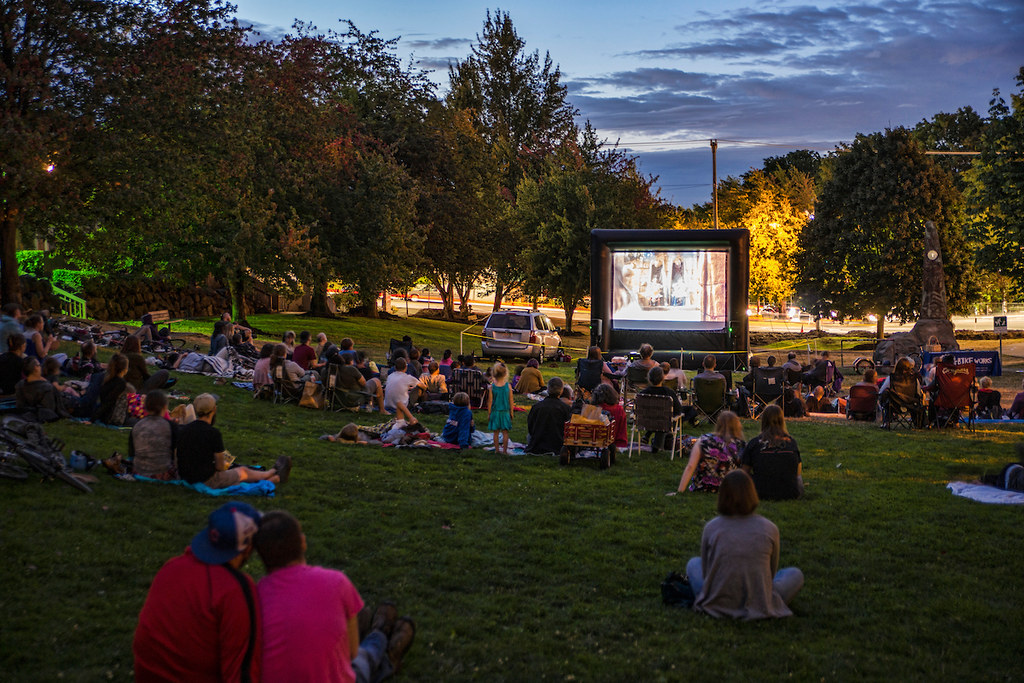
[711,139,719,229]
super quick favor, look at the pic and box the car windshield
[487,313,530,330]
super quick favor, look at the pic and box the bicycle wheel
[0,462,28,481]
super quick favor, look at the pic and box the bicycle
[0,418,92,493]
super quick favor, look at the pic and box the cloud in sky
[564,0,1023,203]
[236,0,1023,205]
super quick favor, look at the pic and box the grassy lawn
[1,315,1022,681]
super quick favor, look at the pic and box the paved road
[393,295,1023,336]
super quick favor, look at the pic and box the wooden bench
[145,310,184,330]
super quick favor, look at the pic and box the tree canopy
[796,127,974,334]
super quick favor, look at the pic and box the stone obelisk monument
[873,221,959,364]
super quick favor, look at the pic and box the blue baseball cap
[191,502,262,565]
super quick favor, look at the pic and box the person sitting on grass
[328,351,385,412]
[15,356,70,421]
[417,360,448,401]
[1002,377,1024,419]
[591,383,627,449]
[252,343,276,397]
[254,510,416,683]
[685,469,804,619]
[782,387,807,418]
[525,377,572,455]
[804,385,834,414]
[438,391,475,449]
[209,320,229,356]
[123,335,174,392]
[673,410,744,494]
[130,390,177,480]
[439,349,453,367]
[175,393,290,488]
[0,332,25,396]
[637,365,683,452]
[281,330,296,358]
[133,502,264,682]
[514,358,544,395]
[383,357,420,424]
[23,314,56,360]
[43,356,82,398]
[269,343,305,397]
[94,353,132,426]
[291,331,317,371]
[63,340,103,379]
[740,405,803,500]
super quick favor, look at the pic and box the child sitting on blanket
[438,392,474,450]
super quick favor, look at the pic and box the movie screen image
[611,249,729,331]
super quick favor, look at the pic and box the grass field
[1,314,1022,681]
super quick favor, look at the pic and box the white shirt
[384,370,420,410]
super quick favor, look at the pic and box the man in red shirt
[133,502,263,682]
[291,331,318,371]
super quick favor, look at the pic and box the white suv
[481,310,561,360]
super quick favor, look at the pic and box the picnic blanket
[946,481,1024,505]
[135,474,276,497]
[175,348,255,381]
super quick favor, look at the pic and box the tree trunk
[360,290,378,318]
[876,316,885,340]
[308,278,331,317]
[1,210,22,305]
[429,274,455,320]
[455,280,471,317]
[492,279,504,312]
[563,303,574,334]
[228,271,247,322]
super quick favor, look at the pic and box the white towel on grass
[947,481,1024,505]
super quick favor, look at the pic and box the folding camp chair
[386,338,414,364]
[621,365,651,414]
[750,367,785,419]
[322,364,370,412]
[931,362,976,430]
[450,368,488,409]
[881,378,925,430]
[690,376,727,426]
[627,393,683,460]
[845,384,879,421]
[272,364,300,406]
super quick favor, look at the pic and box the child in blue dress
[487,362,514,453]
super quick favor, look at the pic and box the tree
[964,68,1024,293]
[912,106,986,187]
[516,134,666,332]
[741,172,806,306]
[796,128,974,337]
[0,0,150,303]
[46,5,318,321]
[448,10,578,310]
[416,104,503,319]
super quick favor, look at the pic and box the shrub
[51,269,106,293]
[16,250,46,276]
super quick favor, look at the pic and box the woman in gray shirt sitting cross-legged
[686,469,804,620]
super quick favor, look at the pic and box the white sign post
[994,316,1008,362]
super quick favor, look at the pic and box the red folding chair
[845,384,878,421]
[931,362,976,430]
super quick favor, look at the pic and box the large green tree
[448,10,578,310]
[796,127,974,337]
[0,0,151,303]
[964,67,1024,294]
[517,134,665,332]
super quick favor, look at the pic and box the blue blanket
[135,475,276,497]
